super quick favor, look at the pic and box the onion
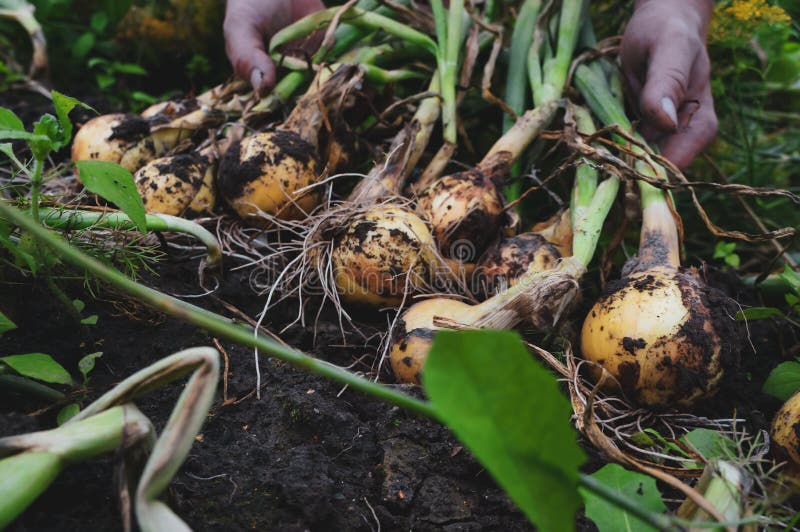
[477,233,560,296]
[332,206,436,306]
[134,152,216,216]
[71,114,165,173]
[328,79,441,305]
[580,184,738,409]
[390,256,585,383]
[218,131,320,221]
[416,100,561,260]
[218,65,363,223]
[771,390,800,476]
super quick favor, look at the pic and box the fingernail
[250,69,263,94]
[661,97,678,129]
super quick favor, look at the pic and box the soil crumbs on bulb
[0,259,531,531]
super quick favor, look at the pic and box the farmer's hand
[224,0,324,95]
[621,0,717,169]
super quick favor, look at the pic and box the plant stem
[35,208,222,270]
[0,202,436,419]
[532,0,585,105]
[0,375,64,402]
[29,157,42,224]
[270,7,437,57]
[504,0,541,133]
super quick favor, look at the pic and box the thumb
[224,22,278,95]
[640,36,700,132]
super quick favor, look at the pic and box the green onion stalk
[504,0,586,201]
[415,0,470,185]
[502,0,542,182]
[33,208,223,270]
[0,200,689,532]
[0,347,220,531]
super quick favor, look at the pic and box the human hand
[620,0,718,169]
[224,0,324,95]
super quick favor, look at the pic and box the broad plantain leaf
[73,160,146,232]
[0,353,72,385]
[580,464,666,532]
[762,360,800,401]
[0,311,16,336]
[424,330,585,532]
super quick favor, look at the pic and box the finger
[224,17,278,94]
[640,32,702,132]
[658,81,718,169]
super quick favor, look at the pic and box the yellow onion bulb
[218,130,320,223]
[771,390,800,477]
[417,170,505,260]
[331,206,436,307]
[134,153,215,216]
[390,298,474,383]
[580,265,737,409]
[72,114,158,171]
[477,233,560,297]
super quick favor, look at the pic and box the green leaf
[51,91,91,147]
[0,130,50,142]
[724,253,740,268]
[0,311,17,336]
[111,62,147,76]
[424,330,585,531]
[735,307,783,321]
[0,107,24,131]
[580,464,667,532]
[73,161,147,232]
[682,429,735,460]
[80,315,98,325]
[762,361,800,401]
[77,351,103,382]
[71,32,95,59]
[30,114,60,159]
[72,299,86,313]
[90,11,108,33]
[0,232,38,274]
[0,353,72,385]
[780,265,800,296]
[713,241,736,259]
[57,403,80,425]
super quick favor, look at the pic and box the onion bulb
[134,152,216,216]
[218,131,320,221]
[416,101,562,260]
[580,190,738,409]
[218,65,363,223]
[771,390,800,477]
[417,168,505,259]
[71,114,165,173]
[332,206,436,306]
[477,233,560,297]
[390,256,584,383]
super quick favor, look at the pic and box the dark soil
[0,258,531,532]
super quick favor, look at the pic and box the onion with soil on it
[575,66,740,410]
[328,78,442,306]
[217,65,363,224]
[134,151,216,216]
[770,390,800,483]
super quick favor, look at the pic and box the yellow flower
[709,0,791,46]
